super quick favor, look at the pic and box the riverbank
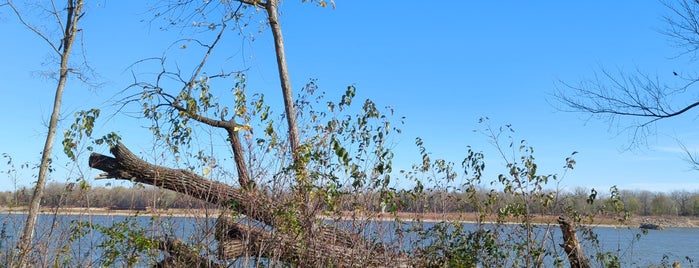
[3,206,698,228]
[354,212,699,228]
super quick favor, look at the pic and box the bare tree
[661,0,699,59]
[555,0,699,168]
[5,0,84,266]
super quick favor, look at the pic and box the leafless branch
[7,1,61,55]
[49,0,64,33]
[554,67,699,146]
[661,0,699,59]
[188,21,227,90]
[147,0,254,33]
[678,141,699,171]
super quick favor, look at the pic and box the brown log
[89,142,278,226]
[557,216,590,268]
[89,142,406,266]
[156,238,222,268]
[215,214,409,267]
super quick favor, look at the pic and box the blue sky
[1,1,698,193]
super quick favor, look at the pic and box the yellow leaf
[203,168,210,176]
[234,124,252,132]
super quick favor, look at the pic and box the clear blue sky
[1,1,698,193]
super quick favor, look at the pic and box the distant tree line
[1,182,698,217]
[384,186,699,217]
[0,182,210,210]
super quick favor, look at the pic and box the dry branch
[215,214,409,267]
[89,142,407,266]
[89,142,276,226]
[157,238,222,268]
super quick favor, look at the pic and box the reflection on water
[0,213,696,266]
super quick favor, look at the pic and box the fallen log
[215,214,408,267]
[88,143,277,227]
[89,142,406,266]
[156,237,222,268]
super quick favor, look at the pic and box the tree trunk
[89,142,408,266]
[89,143,278,227]
[557,216,590,268]
[262,0,322,245]
[216,214,401,267]
[264,0,301,163]
[15,1,82,266]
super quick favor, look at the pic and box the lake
[0,212,697,267]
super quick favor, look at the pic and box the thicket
[1,115,692,267]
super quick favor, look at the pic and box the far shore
[2,206,698,228]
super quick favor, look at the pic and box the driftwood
[557,216,590,268]
[89,142,407,267]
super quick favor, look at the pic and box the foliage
[2,115,697,266]
[5,0,699,266]
[70,217,160,267]
[403,119,650,267]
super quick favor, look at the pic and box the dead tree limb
[156,238,222,268]
[89,142,277,227]
[557,216,589,268]
[215,214,408,267]
[89,142,407,266]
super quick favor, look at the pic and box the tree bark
[557,216,590,268]
[264,0,301,163]
[262,0,321,243]
[215,214,408,267]
[89,142,406,266]
[89,143,278,227]
[14,1,83,266]
[156,238,223,268]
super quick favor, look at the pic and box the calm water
[570,226,699,267]
[0,213,697,267]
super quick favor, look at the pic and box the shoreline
[2,207,698,228]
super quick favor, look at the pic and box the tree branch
[157,237,223,268]
[88,142,401,266]
[555,67,699,147]
[215,214,408,267]
[89,142,275,226]
[236,0,266,7]
[7,1,61,55]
